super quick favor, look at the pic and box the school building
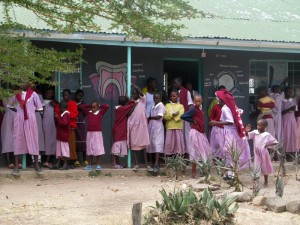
[1,1,300,165]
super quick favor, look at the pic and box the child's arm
[245,124,251,136]
[131,84,144,97]
[100,104,109,115]
[181,108,195,123]
[78,104,91,115]
[57,113,70,127]
[164,105,173,121]
[173,105,184,122]
[69,101,78,119]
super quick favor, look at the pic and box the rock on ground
[265,196,286,213]
[253,196,267,206]
[228,192,252,202]
[286,200,300,214]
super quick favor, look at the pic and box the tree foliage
[0,0,201,98]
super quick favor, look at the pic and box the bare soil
[0,169,300,225]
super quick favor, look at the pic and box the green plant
[214,157,228,186]
[288,152,299,181]
[164,155,186,180]
[88,170,101,177]
[250,166,261,198]
[225,142,250,192]
[144,187,239,225]
[275,143,286,176]
[195,156,213,183]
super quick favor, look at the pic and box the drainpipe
[127,46,132,168]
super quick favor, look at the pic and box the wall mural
[89,61,136,100]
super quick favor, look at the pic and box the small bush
[144,187,238,225]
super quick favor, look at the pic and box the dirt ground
[0,170,300,225]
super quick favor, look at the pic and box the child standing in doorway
[127,85,150,171]
[245,120,278,187]
[42,88,57,168]
[164,91,185,156]
[75,89,88,167]
[111,96,135,168]
[79,101,109,171]
[181,94,211,178]
[147,92,166,172]
[54,101,71,170]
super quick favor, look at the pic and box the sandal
[74,161,81,167]
[8,164,14,169]
[82,161,89,166]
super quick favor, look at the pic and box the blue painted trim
[57,71,61,100]
[164,57,200,62]
[30,37,300,54]
[127,46,132,168]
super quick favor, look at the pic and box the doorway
[163,59,201,94]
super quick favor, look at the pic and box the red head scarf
[215,89,246,138]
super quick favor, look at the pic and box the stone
[286,200,300,214]
[192,183,220,192]
[252,196,267,206]
[265,196,286,213]
[228,192,252,202]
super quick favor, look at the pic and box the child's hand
[245,124,251,132]
[209,120,217,126]
[172,111,179,117]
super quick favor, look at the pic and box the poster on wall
[205,63,247,100]
[89,61,138,101]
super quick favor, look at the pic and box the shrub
[144,187,239,225]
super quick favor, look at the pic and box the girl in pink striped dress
[282,87,298,155]
[79,101,109,171]
[147,93,166,172]
[9,85,43,176]
[245,120,278,187]
[128,85,150,171]
[42,88,57,168]
[1,97,17,168]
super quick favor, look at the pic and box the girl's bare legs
[264,175,268,187]
[96,156,101,165]
[143,149,148,168]
[133,151,138,169]
[88,156,93,166]
[112,155,117,167]
[155,153,160,167]
[192,162,197,178]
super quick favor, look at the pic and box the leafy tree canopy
[0,0,201,98]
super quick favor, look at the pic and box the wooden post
[132,202,142,225]
[127,46,132,168]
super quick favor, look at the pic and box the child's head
[257,87,267,98]
[185,83,193,91]
[91,100,99,113]
[75,89,84,102]
[153,92,162,105]
[218,85,226,91]
[173,77,182,90]
[58,101,68,113]
[146,77,157,90]
[169,90,179,103]
[285,86,294,98]
[118,96,129,106]
[193,94,202,108]
[44,88,54,100]
[62,89,71,102]
[271,85,281,94]
[257,119,267,132]
[131,88,139,101]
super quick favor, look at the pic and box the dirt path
[0,173,300,225]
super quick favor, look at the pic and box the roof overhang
[22,31,300,54]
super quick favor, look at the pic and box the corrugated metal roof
[1,0,300,43]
